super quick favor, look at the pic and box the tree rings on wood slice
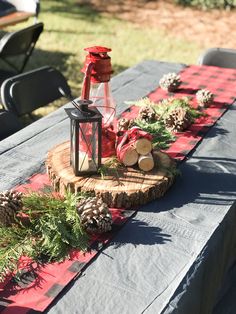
[46,141,177,209]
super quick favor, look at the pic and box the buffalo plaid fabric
[0,174,135,314]
[122,64,236,160]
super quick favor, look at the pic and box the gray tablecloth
[0,60,235,314]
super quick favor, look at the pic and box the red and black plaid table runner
[122,64,236,160]
[1,64,236,313]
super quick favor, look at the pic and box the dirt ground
[84,0,236,49]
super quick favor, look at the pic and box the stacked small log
[116,127,154,172]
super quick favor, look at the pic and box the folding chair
[198,48,236,69]
[0,109,22,140]
[0,1,17,17]
[0,66,72,118]
[0,22,43,84]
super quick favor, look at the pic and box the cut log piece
[138,153,154,171]
[46,141,177,209]
[135,138,152,155]
[120,146,139,166]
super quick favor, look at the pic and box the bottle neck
[89,82,116,128]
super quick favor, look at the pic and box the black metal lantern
[65,99,102,176]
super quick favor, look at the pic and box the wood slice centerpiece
[46,141,177,209]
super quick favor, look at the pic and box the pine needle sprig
[124,97,157,108]
[134,119,176,149]
[63,191,90,250]
[131,96,202,122]
[22,192,64,217]
[0,225,33,281]
[27,192,89,261]
[98,156,124,179]
[130,97,156,107]
[154,97,202,121]
[131,96,202,141]
[0,191,90,282]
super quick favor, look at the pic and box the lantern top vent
[65,99,102,122]
[84,46,111,54]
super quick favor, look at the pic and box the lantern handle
[58,86,72,100]
[58,87,84,113]
[59,87,96,117]
[81,62,94,100]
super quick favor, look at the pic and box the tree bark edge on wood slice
[46,141,177,209]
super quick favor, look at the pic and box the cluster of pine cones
[118,104,192,133]
[77,196,112,234]
[138,103,193,132]
[0,190,23,226]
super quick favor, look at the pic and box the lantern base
[46,141,177,209]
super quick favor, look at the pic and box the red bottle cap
[81,46,113,83]
[84,46,112,54]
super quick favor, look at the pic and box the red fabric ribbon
[101,126,116,157]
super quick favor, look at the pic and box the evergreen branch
[0,191,90,282]
[0,226,33,281]
[98,156,124,179]
[134,119,176,149]
[130,97,156,107]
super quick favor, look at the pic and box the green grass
[2,0,202,121]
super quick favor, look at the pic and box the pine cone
[77,196,112,234]
[117,118,134,131]
[138,105,158,122]
[163,107,192,132]
[0,190,23,226]
[159,73,181,92]
[196,89,214,108]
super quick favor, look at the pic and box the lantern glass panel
[79,121,99,173]
[71,119,76,168]
[65,105,102,176]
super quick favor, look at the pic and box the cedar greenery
[0,225,32,282]
[134,119,176,149]
[133,96,201,121]
[98,156,124,179]
[154,96,202,121]
[0,191,89,282]
[131,97,176,149]
[132,96,201,149]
